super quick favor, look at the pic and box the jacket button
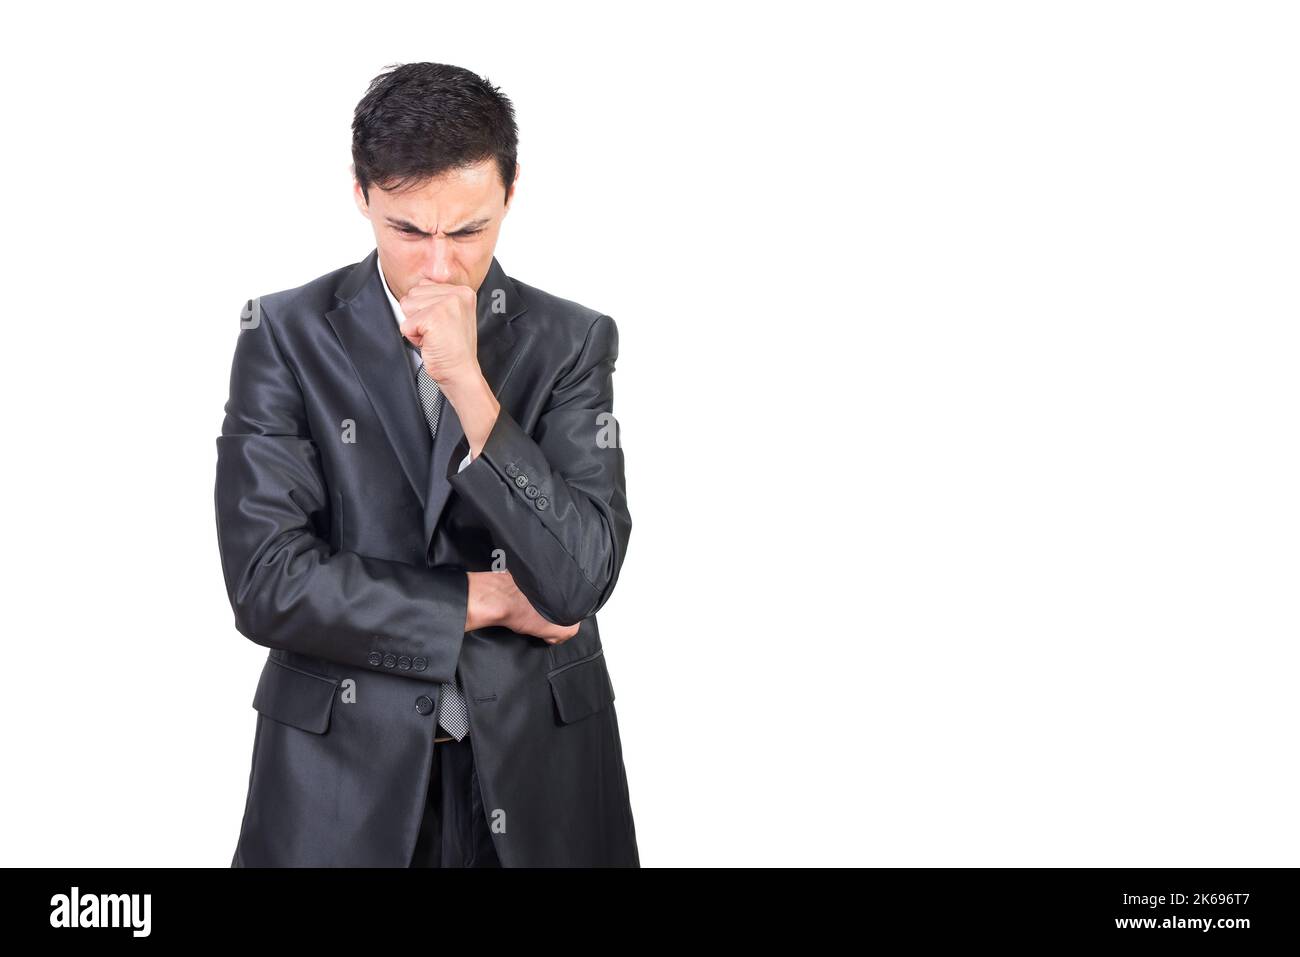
[383,654,397,668]
[525,484,539,498]
[397,655,411,670]
[367,652,383,666]
[413,656,428,672]
[514,474,529,488]
[505,463,520,478]
[415,695,434,715]
[536,496,549,510]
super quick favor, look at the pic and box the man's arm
[214,299,469,684]
[443,313,632,627]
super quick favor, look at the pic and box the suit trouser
[408,734,501,868]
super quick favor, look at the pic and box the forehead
[373,159,502,219]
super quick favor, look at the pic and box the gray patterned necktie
[409,345,470,742]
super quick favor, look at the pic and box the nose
[423,237,455,284]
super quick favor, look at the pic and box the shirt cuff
[457,450,473,473]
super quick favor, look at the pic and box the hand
[465,570,581,645]
[398,280,479,386]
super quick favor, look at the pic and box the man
[215,62,637,867]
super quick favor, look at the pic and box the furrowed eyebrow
[446,217,490,236]
[386,216,490,237]
[386,217,431,235]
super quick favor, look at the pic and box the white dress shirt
[377,257,474,473]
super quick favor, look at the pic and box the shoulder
[252,256,360,330]
[507,273,615,351]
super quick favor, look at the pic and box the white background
[0,1,1296,867]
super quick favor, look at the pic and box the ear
[503,163,520,213]
[352,174,370,219]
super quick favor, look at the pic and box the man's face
[353,157,516,301]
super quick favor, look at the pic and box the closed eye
[394,226,482,239]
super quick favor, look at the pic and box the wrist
[442,368,500,459]
[439,363,488,401]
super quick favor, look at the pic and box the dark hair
[351,62,518,204]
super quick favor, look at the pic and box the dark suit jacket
[215,247,637,866]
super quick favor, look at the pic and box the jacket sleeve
[214,299,468,684]
[448,313,631,626]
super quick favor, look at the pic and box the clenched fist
[398,280,479,386]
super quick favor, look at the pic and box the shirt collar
[377,255,423,365]
[376,255,404,329]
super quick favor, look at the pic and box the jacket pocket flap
[252,658,339,734]
[547,650,614,724]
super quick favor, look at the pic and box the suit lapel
[326,248,529,540]
[326,248,432,510]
